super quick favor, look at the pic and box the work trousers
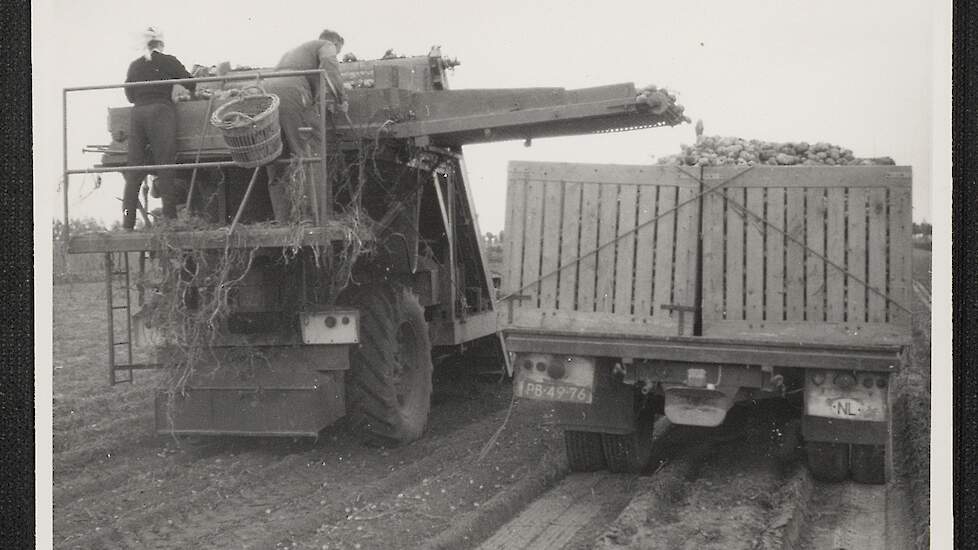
[264,77,323,222]
[123,102,179,228]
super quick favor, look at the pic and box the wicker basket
[210,90,283,168]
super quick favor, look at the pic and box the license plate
[806,384,887,422]
[516,380,593,404]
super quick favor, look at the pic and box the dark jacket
[125,51,195,106]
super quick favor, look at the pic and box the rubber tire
[344,284,433,445]
[806,441,850,482]
[601,406,655,474]
[564,430,607,472]
[850,444,886,485]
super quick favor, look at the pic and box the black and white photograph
[34,0,952,548]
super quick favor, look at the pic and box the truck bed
[501,162,913,349]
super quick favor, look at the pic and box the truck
[62,48,688,444]
[501,160,912,483]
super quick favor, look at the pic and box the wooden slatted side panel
[744,188,765,321]
[595,184,620,313]
[867,188,888,323]
[701,189,725,322]
[806,187,827,322]
[846,187,868,324]
[520,181,546,307]
[576,183,601,313]
[613,185,639,315]
[632,184,658,317]
[765,187,786,322]
[888,185,913,326]
[784,187,806,321]
[652,185,677,318]
[672,183,701,335]
[701,165,912,346]
[537,180,564,309]
[503,162,696,337]
[825,187,847,322]
[557,182,582,312]
[724,187,745,320]
[503,172,526,295]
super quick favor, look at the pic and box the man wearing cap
[264,29,348,222]
[121,26,196,229]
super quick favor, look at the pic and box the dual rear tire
[564,406,656,474]
[806,441,887,484]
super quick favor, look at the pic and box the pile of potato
[656,133,895,167]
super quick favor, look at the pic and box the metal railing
[62,68,335,241]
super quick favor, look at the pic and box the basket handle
[220,111,256,125]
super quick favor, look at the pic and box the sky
[33,0,944,234]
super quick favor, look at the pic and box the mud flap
[662,385,737,427]
[553,366,635,435]
[155,346,349,437]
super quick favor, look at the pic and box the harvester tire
[564,430,606,472]
[344,284,433,445]
[601,406,655,473]
[805,441,849,482]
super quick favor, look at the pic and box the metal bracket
[660,304,698,336]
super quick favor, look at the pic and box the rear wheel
[344,284,433,445]
[564,430,606,472]
[850,444,886,484]
[806,441,849,482]
[601,406,655,473]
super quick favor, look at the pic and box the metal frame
[61,68,334,242]
[504,331,904,372]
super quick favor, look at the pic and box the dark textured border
[0,0,34,547]
[953,0,978,546]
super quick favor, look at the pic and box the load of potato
[655,129,895,167]
[637,84,691,124]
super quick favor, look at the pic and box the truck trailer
[501,161,912,483]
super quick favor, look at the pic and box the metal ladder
[104,251,146,385]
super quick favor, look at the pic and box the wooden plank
[632,184,658,316]
[576,183,601,312]
[510,309,677,338]
[613,185,639,315]
[784,187,806,321]
[653,185,677,317]
[725,187,745,320]
[765,187,785,321]
[502,176,520,294]
[68,224,359,254]
[557,182,582,311]
[508,161,700,187]
[806,187,826,322]
[537,180,564,310]
[744,187,765,321]
[888,186,912,326]
[519,181,545,309]
[504,177,527,295]
[701,320,911,347]
[708,165,913,189]
[672,184,700,318]
[867,188,888,323]
[826,188,847,322]
[847,188,868,324]
[595,184,620,313]
[701,188,725,322]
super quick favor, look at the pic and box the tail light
[833,372,856,389]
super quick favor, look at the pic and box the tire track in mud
[474,401,889,550]
[54,383,514,549]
